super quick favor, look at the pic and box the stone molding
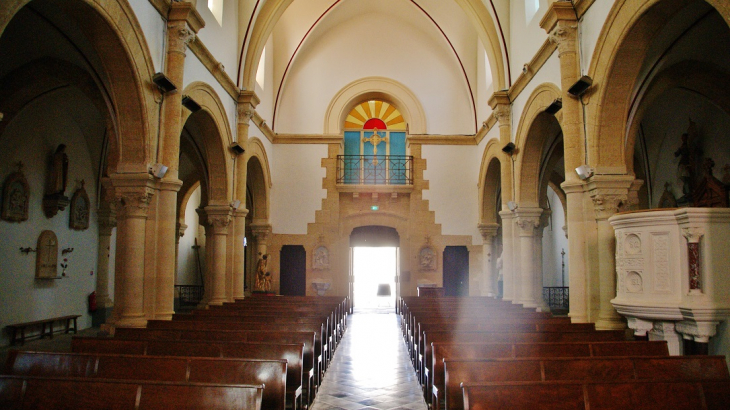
[478,223,500,243]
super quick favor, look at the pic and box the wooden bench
[0,374,263,409]
[114,327,318,405]
[3,350,286,410]
[428,341,670,409]
[442,356,729,410]
[419,330,627,390]
[72,337,305,410]
[5,315,80,346]
[461,380,730,410]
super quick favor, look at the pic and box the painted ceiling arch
[240,0,508,134]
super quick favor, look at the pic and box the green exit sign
[371,205,379,211]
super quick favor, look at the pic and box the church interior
[1,0,730,408]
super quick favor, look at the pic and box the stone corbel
[626,317,654,338]
[675,320,719,344]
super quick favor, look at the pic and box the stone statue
[47,144,69,196]
[255,254,271,292]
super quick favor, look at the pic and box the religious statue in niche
[35,230,59,279]
[69,180,90,230]
[313,245,329,270]
[419,246,436,271]
[1,162,30,222]
[255,254,271,292]
[42,144,70,218]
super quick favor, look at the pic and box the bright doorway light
[353,247,396,309]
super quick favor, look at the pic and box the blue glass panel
[344,131,360,184]
[390,132,406,184]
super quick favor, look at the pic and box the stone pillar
[478,223,500,297]
[534,210,551,311]
[589,176,634,330]
[541,2,589,323]
[232,92,259,300]
[111,175,155,328]
[489,92,514,302]
[205,205,232,305]
[152,3,202,320]
[498,211,515,302]
[250,221,272,262]
[516,208,543,308]
[96,180,116,310]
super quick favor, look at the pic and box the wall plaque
[1,162,30,222]
[69,180,90,230]
[36,230,59,279]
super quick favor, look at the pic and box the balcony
[336,155,414,190]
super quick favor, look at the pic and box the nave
[312,311,426,410]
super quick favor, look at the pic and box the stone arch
[240,0,508,94]
[478,138,503,224]
[513,83,563,208]
[245,137,272,221]
[586,0,730,173]
[323,77,427,134]
[178,180,202,223]
[1,0,157,172]
[180,82,234,205]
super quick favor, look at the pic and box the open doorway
[353,247,397,311]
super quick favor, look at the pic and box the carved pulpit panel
[36,230,58,279]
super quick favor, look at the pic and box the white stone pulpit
[609,208,730,355]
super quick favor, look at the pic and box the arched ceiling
[240,0,505,135]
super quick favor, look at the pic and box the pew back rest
[0,374,263,410]
[4,351,287,410]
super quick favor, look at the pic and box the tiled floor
[311,309,427,410]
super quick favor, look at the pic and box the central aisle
[311,311,428,410]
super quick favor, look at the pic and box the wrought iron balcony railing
[542,286,569,311]
[337,155,413,185]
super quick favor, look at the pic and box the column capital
[515,208,543,237]
[233,208,250,218]
[675,320,719,343]
[488,91,511,126]
[587,175,636,220]
[250,221,272,241]
[205,205,232,234]
[98,207,117,236]
[539,1,578,33]
[681,227,704,243]
[238,90,261,107]
[110,173,156,219]
[177,222,188,239]
[168,1,205,33]
[478,223,500,243]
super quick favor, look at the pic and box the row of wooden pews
[1,295,348,410]
[399,296,730,410]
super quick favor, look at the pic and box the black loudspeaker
[181,96,201,112]
[545,98,563,114]
[568,75,593,97]
[502,142,516,155]
[152,72,176,93]
[229,142,245,155]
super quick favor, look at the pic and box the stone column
[534,210,551,312]
[589,176,634,330]
[489,92,515,302]
[478,223,500,297]
[96,179,116,310]
[541,2,589,323]
[152,3,202,320]
[111,175,155,328]
[232,92,259,300]
[250,221,272,262]
[205,205,232,306]
[516,208,543,308]
[498,211,515,302]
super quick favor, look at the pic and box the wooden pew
[419,329,627,392]
[0,374,263,409]
[3,350,286,410]
[460,380,730,410]
[429,341,671,409]
[113,327,317,405]
[72,337,305,410]
[442,356,729,410]
[147,319,328,383]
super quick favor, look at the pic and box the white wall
[275,10,474,135]
[127,0,166,72]
[510,54,561,141]
[579,0,615,75]
[542,186,568,286]
[509,0,550,84]
[0,91,101,344]
[177,186,204,286]
[422,145,481,244]
[195,0,240,84]
[269,144,328,234]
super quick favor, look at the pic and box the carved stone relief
[313,245,329,270]
[69,181,90,231]
[1,163,29,222]
[625,271,643,293]
[419,246,436,271]
[652,233,671,293]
